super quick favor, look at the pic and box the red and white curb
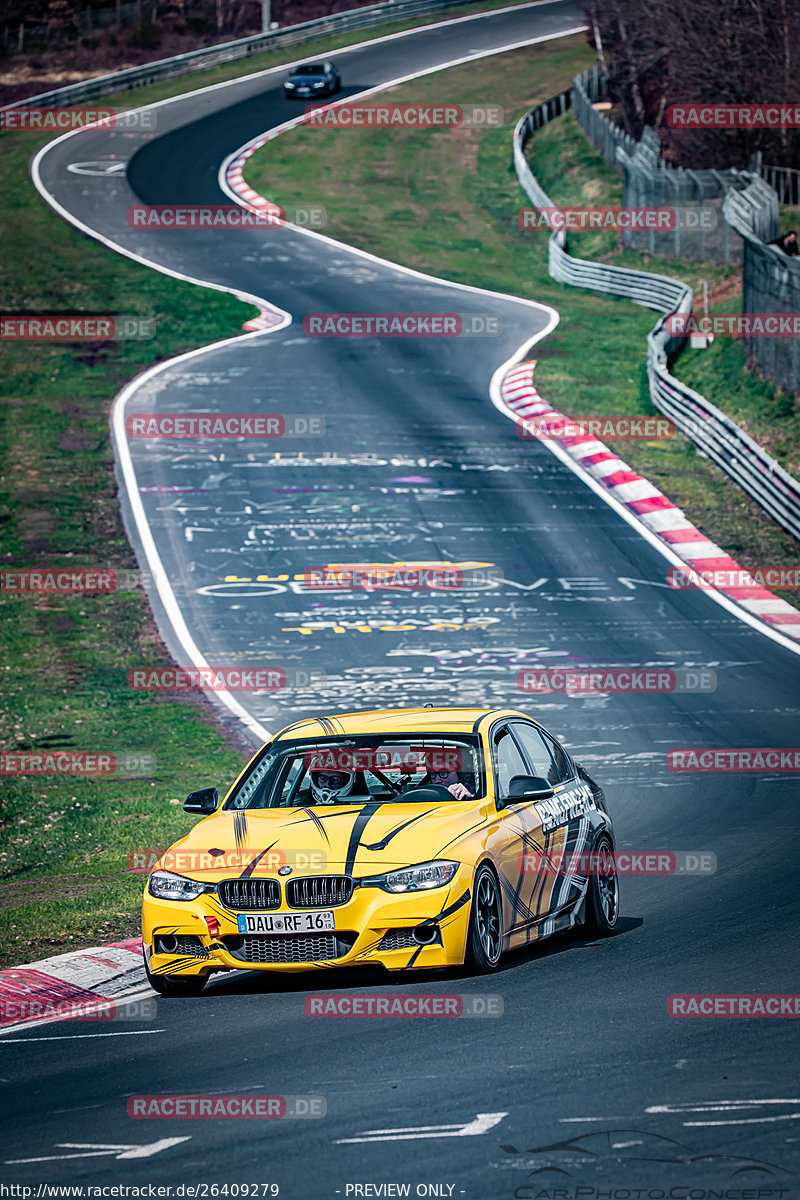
[0,937,148,1032]
[226,139,298,333]
[501,361,800,640]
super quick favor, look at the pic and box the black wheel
[144,953,207,997]
[465,864,503,972]
[581,834,619,936]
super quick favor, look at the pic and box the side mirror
[505,775,555,802]
[184,787,219,815]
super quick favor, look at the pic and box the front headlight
[313,81,326,88]
[365,860,459,893]
[148,870,211,901]
[285,81,296,88]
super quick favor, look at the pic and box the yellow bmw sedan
[142,707,618,995]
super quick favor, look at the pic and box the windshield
[226,734,485,809]
[295,64,325,75]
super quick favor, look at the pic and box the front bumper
[142,868,473,978]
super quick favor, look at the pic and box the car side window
[542,732,574,782]
[508,722,560,786]
[493,727,529,797]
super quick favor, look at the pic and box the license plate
[236,911,335,935]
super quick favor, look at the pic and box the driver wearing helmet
[307,768,356,805]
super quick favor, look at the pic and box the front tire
[465,864,503,972]
[581,834,619,936]
[145,954,207,997]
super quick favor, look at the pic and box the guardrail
[5,0,488,109]
[514,96,800,541]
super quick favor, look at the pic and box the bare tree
[585,0,800,169]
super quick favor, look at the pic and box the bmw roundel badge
[278,865,292,876]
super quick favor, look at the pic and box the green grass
[0,83,256,971]
[244,37,800,593]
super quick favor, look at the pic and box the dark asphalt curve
[13,4,800,1198]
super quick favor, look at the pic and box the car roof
[272,707,534,740]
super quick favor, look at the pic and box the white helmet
[310,769,355,805]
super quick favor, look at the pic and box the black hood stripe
[239,841,280,879]
[299,806,331,846]
[363,809,435,852]
[344,801,385,875]
[233,811,248,852]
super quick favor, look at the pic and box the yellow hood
[159,800,484,877]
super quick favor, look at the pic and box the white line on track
[335,1111,507,1142]
[647,1099,800,1112]
[559,1116,628,1123]
[684,1114,800,1126]
[0,1030,164,1043]
[0,987,158,1038]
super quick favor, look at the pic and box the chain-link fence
[760,164,800,209]
[725,179,800,398]
[573,68,753,264]
[570,66,798,396]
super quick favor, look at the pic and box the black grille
[286,875,354,908]
[156,934,208,958]
[379,928,419,951]
[223,932,357,964]
[379,927,442,951]
[218,878,280,910]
